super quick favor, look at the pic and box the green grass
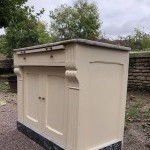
[0,82,10,91]
[142,111,150,120]
[126,101,141,121]
[126,100,150,122]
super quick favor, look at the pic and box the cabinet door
[42,67,67,148]
[23,67,42,132]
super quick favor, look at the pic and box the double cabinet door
[23,67,67,147]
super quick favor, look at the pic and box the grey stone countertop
[14,39,131,52]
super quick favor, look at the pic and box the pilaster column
[14,67,24,123]
[65,45,80,150]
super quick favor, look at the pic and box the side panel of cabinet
[23,67,42,132]
[42,67,67,148]
[86,62,123,149]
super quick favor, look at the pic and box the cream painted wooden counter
[14,39,130,150]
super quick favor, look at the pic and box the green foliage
[2,8,39,58]
[1,0,101,57]
[127,102,140,117]
[126,101,141,121]
[49,0,101,41]
[0,36,6,55]
[0,7,47,58]
[0,83,10,92]
[123,29,150,51]
[37,21,53,44]
[0,0,27,28]
[126,100,150,122]
[142,110,150,120]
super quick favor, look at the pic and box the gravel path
[0,91,149,150]
[0,92,45,150]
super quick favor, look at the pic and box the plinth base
[17,121,122,150]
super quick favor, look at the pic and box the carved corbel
[65,70,79,89]
[14,68,23,81]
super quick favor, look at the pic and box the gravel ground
[0,91,149,150]
[0,92,45,150]
[123,91,150,150]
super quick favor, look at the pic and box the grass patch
[126,99,150,122]
[0,82,10,91]
[126,101,141,121]
[142,111,150,120]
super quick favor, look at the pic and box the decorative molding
[65,69,79,150]
[14,68,23,79]
[66,88,79,150]
[65,45,76,70]
[14,67,24,122]
[90,61,123,66]
[65,45,80,149]
[65,70,79,87]
[68,86,80,90]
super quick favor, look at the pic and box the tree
[0,0,27,28]
[37,21,53,44]
[0,7,45,58]
[0,35,6,55]
[49,0,101,41]
[121,29,150,51]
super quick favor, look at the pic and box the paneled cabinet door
[42,67,67,148]
[23,67,43,132]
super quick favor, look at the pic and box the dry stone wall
[0,59,17,92]
[128,52,150,91]
[1,53,150,92]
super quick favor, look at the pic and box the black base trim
[17,121,64,150]
[17,121,122,150]
[100,141,122,150]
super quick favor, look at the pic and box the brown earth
[123,91,150,150]
[0,91,149,150]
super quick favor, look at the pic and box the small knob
[38,96,41,99]
[50,55,53,58]
[42,97,45,101]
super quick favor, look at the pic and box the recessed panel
[24,72,41,127]
[45,75,65,136]
[87,62,123,148]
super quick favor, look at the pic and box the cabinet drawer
[15,48,66,66]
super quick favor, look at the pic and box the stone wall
[1,53,150,92]
[0,59,17,92]
[128,52,150,91]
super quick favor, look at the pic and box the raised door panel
[24,68,42,131]
[43,67,66,148]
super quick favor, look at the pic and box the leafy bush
[122,29,150,51]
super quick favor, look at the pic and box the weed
[142,111,150,120]
[0,82,10,91]
[126,101,142,121]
